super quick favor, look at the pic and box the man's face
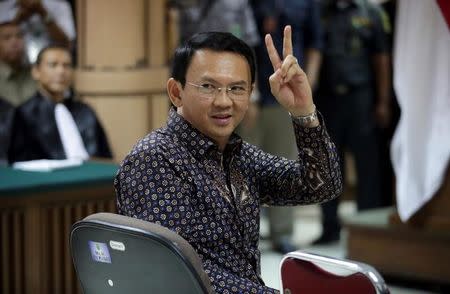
[177,50,252,149]
[0,24,25,65]
[33,48,73,101]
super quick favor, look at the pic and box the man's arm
[372,53,391,128]
[250,115,342,207]
[258,25,342,205]
[369,4,392,128]
[303,0,323,90]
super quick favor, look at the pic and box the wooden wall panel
[74,67,168,94]
[76,0,170,162]
[0,210,25,294]
[1,197,117,294]
[149,94,170,131]
[148,0,166,66]
[83,0,146,68]
[83,96,151,161]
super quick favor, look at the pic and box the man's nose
[213,88,233,106]
[55,64,67,73]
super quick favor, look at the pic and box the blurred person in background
[171,0,260,48]
[313,0,392,244]
[0,19,36,106]
[0,0,75,63]
[8,45,111,163]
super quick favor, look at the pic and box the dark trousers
[317,86,382,234]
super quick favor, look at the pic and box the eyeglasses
[186,81,250,101]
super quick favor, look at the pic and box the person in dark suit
[8,45,112,163]
[313,0,392,244]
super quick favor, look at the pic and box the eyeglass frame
[185,81,252,100]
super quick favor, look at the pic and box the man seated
[0,97,14,165]
[8,45,112,163]
[115,27,342,293]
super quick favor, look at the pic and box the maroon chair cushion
[281,257,377,294]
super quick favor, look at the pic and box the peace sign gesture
[265,26,315,117]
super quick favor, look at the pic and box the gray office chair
[280,251,390,294]
[70,212,213,294]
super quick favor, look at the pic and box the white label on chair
[109,240,126,251]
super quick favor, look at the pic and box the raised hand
[265,26,314,116]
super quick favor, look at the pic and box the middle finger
[282,25,293,59]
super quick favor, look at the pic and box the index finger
[282,25,293,59]
[265,33,282,70]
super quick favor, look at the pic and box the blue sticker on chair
[88,241,112,264]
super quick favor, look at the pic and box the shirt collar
[166,107,242,160]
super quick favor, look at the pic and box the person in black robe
[8,45,111,163]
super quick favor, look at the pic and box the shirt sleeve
[253,114,343,206]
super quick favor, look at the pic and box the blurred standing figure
[314,0,391,244]
[247,0,323,253]
[0,18,36,106]
[0,0,75,63]
[172,0,260,47]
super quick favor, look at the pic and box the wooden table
[0,161,118,294]
[345,166,450,285]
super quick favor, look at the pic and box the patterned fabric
[115,108,342,293]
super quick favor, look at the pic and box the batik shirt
[115,108,342,293]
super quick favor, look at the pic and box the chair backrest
[280,251,390,294]
[70,212,213,294]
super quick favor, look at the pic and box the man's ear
[167,78,183,108]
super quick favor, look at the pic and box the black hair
[171,31,256,86]
[35,44,72,66]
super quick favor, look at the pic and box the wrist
[289,103,316,117]
[289,104,318,127]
